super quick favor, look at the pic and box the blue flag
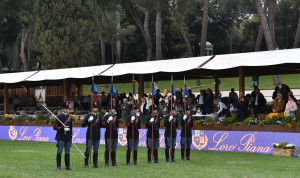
[91,82,98,96]
[110,84,118,97]
[172,85,176,96]
[152,85,156,98]
[183,85,189,97]
[133,83,136,96]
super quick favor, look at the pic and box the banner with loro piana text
[1,125,300,155]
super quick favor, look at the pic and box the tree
[155,0,163,60]
[34,0,97,68]
[200,0,209,56]
[0,0,35,71]
[294,17,300,48]
[168,0,193,57]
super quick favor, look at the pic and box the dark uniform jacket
[53,113,72,141]
[146,115,160,139]
[126,114,141,139]
[102,114,119,139]
[180,115,193,138]
[164,114,178,138]
[81,113,102,140]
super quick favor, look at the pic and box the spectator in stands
[285,95,298,120]
[83,95,91,110]
[214,98,230,117]
[272,86,280,100]
[140,98,147,116]
[196,90,206,115]
[100,92,108,110]
[121,98,130,118]
[235,96,248,122]
[13,95,21,110]
[252,88,266,118]
[175,98,182,113]
[229,88,238,104]
[187,89,195,105]
[272,92,286,113]
[205,88,214,114]
[68,97,75,114]
[280,84,290,103]
[250,76,259,88]
[154,89,165,106]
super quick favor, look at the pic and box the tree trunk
[99,30,106,65]
[13,43,20,71]
[255,1,267,51]
[268,0,276,46]
[255,0,274,50]
[293,17,300,48]
[229,19,234,53]
[116,3,121,63]
[155,0,162,60]
[93,0,106,64]
[169,3,193,57]
[0,59,3,73]
[200,0,209,56]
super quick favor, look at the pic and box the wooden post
[138,74,144,106]
[63,79,68,101]
[4,83,8,114]
[214,77,219,99]
[25,86,30,107]
[239,67,245,97]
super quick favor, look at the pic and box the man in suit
[252,88,266,118]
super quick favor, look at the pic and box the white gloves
[183,115,188,121]
[131,116,136,123]
[88,116,94,122]
[108,116,113,123]
[169,115,174,122]
[136,112,140,117]
[150,118,155,123]
[64,127,70,132]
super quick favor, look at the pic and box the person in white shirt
[214,99,230,117]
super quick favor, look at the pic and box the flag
[133,83,136,96]
[172,85,176,96]
[110,84,118,97]
[152,84,156,98]
[183,85,189,97]
[91,82,98,96]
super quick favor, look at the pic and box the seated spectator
[285,95,298,120]
[235,97,248,122]
[140,98,147,115]
[68,97,75,114]
[214,99,230,117]
[272,93,285,113]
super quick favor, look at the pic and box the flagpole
[184,75,187,160]
[170,75,173,160]
[132,74,135,163]
[151,74,154,161]
[89,72,94,165]
[109,73,113,165]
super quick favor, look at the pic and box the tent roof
[0,71,37,84]
[26,64,112,81]
[202,48,300,70]
[100,56,212,76]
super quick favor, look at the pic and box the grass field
[84,74,300,94]
[1,140,300,178]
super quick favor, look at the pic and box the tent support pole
[4,83,8,114]
[239,67,245,97]
[138,74,144,106]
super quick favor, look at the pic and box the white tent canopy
[202,48,300,70]
[0,71,37,84]
[100,56,212,76]
[26,65,112,82]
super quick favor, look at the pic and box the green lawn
[1,140,300,177]
[84,74,300,94]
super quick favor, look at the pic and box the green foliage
[24,116,34,122]
[243,117,252,125]
[35,113,46,123]
[119,117,126,124]
[14,116,24,122]
[204,117,212,123]
[33,0,97,68]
